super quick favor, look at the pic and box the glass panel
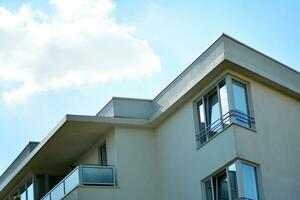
[228,163,238,200]
[198,101,207,144]
[27,179,34,200]
[207,90,221,137]
[241,163,258,200]
[49,176,64,191]
[50,182,64,200]
[219,81,230,125]
[217,172,229,200]
[65,168,80,194]
[232,81,248,114]
[20,185,26,200]
[232,81,250,127]
[42,194,50,200]
[205,179,213,200]
[82,167,114,185]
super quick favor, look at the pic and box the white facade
[1,34,300,200]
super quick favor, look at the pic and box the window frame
[8,174,34,200]
[194,77,230,146]
[202,159,262,200]
[230,76,255,128]
[98,143,108,166]
[194,74,255,148]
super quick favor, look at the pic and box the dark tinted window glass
[208,90,220,125]
[217,172,229,200]
[207,90,221,136]
[205,179,213,200]
[36,175,45,200]
[99,144,107,165]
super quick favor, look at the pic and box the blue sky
[0,0,299,174]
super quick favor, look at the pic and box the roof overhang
[0,115,148,198]
[149,34,300,125]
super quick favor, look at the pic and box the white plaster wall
[154,92,238,200]
[234,78,300,200]
[112,127,159,200]
[154,71,300,200]
[74,129,117,166]
[71,127,159,200]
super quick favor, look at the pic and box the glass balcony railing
[41,165,116,200]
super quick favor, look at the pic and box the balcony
[196,109,255,148]
[41,165,117,200]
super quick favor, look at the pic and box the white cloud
[0,0,161,103]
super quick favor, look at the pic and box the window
[99,143,107,166]
[196,75,254,147]
[10,177,34,200]
[232,80,250,128]
[241,163,259,200]
[204,160,260,200]
[26,179,34,200]
[20,185,26,200]
[36,175,46,200]
[215,171,229,200]
[207,90,220,127]
[205,179,213,200]
[219,80,230,123]
[197,100,207,144]
[228,163,238,200]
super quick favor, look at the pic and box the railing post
[113,166,117,186]
[63,179,65,196]
[79,165,83,185]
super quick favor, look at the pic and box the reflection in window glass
[232,81,248,114]
[20,185,26,200]
[27,180,34,200]
[228,163,238,200]
[204,160,259,200]
[242,163,258,200]
[232,81,250,127]
[198,101,206,143]
[219,81,230,125]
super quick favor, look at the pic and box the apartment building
[0,34,300,200]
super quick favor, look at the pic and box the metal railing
[196,110,255,147]
[41,165,116,200]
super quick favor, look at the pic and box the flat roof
[1,33,300,198]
